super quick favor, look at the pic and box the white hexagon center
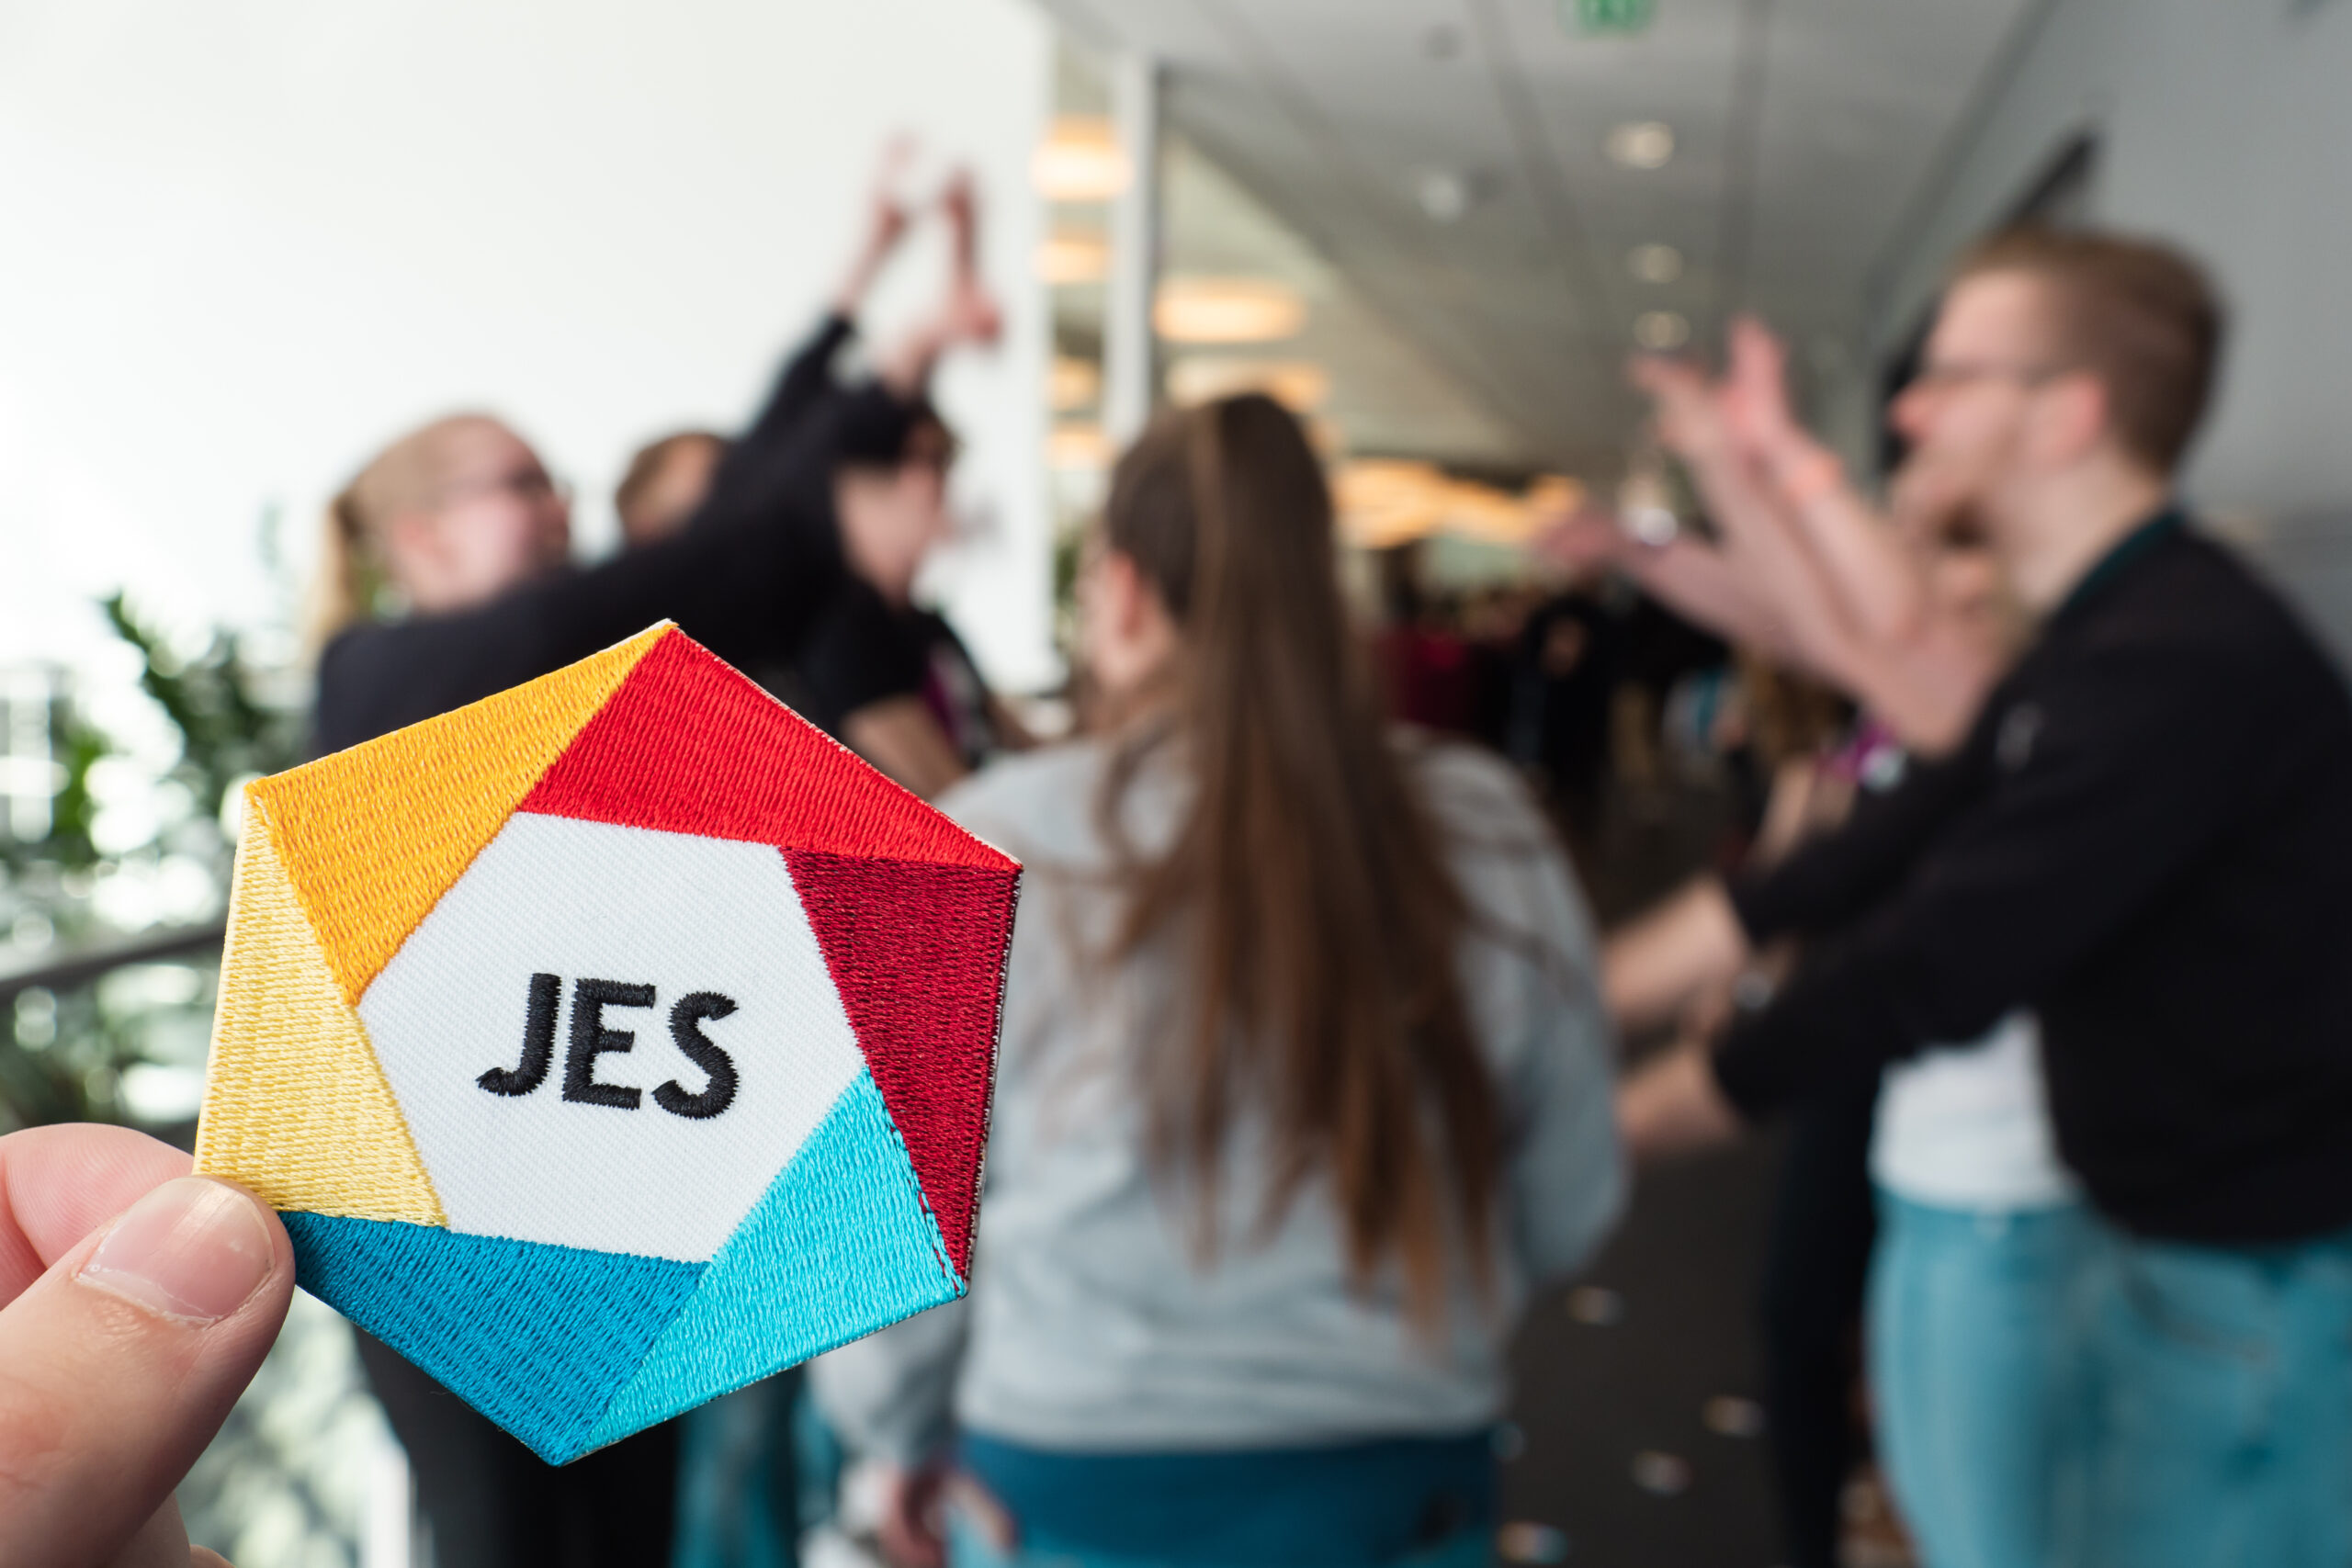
[358,811,867,1262]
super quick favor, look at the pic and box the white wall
[0,0,1056,688]
[1863,0,2352,649]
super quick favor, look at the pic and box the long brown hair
[1101,394,1499,1327]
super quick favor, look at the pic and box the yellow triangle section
[194,806,446,1224]
[251,623,669,1006]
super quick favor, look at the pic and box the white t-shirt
[1868,1012,2078,1212]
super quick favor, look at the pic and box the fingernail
[79,1177,273,1326]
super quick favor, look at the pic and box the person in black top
[1614,229,2352,1566]
[616,429,729,547]
[776,167,1023,795]
[308,231,942,1554]
[613,155,1013,796]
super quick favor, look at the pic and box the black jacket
[1715,513,2352,1245]
[315,324,854,753]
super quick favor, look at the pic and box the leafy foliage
[1,597,300,1134]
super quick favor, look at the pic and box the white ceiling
[1035,0,2037,473]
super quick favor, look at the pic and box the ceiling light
[1415,169,1487,224]
[1627,243,1683,284]
[1165,356,1331,412]
[1634,310,1690,351]
[1048,356,1101,413]
[1333,462,1566,550]
[1033,118,1130,203]
[1153,278,1306,345]
[1035,231,1110,286]
[1047,424,1112,471]
[1606,120,1675,170]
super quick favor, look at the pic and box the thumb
[0,1173,294,1566]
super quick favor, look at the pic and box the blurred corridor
[6,2,2352,1565]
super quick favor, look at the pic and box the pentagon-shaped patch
[192,624,1018,1462]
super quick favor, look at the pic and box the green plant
[100,592,302,826]
[1,596,300,1134]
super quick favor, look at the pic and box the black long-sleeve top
[314,326,854,752]
[1714,513,2352,1245]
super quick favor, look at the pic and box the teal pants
[945,1508,1491,1568]
[1866,1192,2089,1568]
[2065,1219,2352,1568]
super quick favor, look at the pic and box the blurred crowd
[10,145,2352,1568]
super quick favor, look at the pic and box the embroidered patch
[192,624,1019,1463]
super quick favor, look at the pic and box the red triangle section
[517,629,1014,871]
[783,846,1017,1279]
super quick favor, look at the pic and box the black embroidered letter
[563,978,654,1110]
[655,991,741,1120]
[481,972,562,1096]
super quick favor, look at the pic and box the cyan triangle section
[285,1212,702,1463]
[582,1069,961,1450]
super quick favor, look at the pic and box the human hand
[1627,354,1738,470]
[1532,505,1630,572]
[874,1458,950,1568]
[1602,875,1750,1031]
[0,1123,295,1567]
[836,137,920,318]
[937,168,1002,350]
[866,136,919,259]
[1617,1037,1745,1163]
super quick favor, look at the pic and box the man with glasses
[1618,228,2352,1566]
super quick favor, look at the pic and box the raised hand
[836,136,922,319]
[937,167,1001,350]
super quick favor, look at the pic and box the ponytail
[1102,394,1499,1331]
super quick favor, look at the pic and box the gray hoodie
[812,733,1624,1461]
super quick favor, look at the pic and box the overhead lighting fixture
[1634,310,1690,351]
[1333,462,1571,550]
[1048,356,1101,413]
[1606,120,1675,170]
[1627,243,1683,284]
[1033,118,1130,203]
[1414,168,1488,224]
[1047,424,1112,471]
[1035,231,1110,286]
[1153,278,1306,345]
[1166,356,1331,412]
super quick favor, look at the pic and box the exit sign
[1566,0,1656,34]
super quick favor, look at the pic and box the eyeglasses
[1906,359,2070,393]
[434,468,572,510]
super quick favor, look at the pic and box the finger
[0,1123,193,1300]
[105,1495,193,1568]
[0,1172,293,1566]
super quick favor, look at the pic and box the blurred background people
[12,8,2352,1567]
[1614,229,2352,1568]
[618,152,1020,797]
[812,395,1623,1568]
[617,431,730,547]
[785,169,1025,796]
[308,326,901,1562]
[311,399,846,756]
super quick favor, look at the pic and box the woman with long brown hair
[815,394,1622,1567]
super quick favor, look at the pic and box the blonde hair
[307,412,509,651]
